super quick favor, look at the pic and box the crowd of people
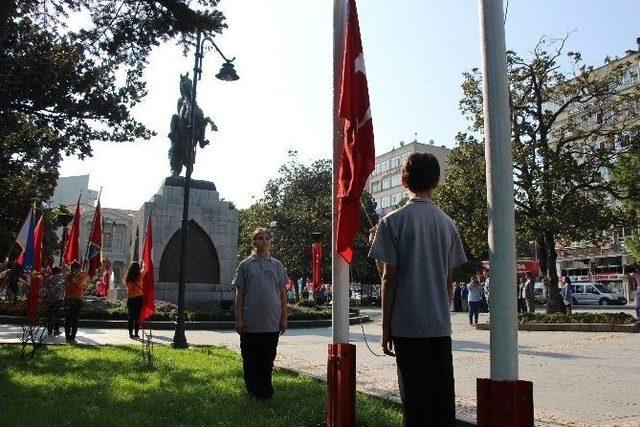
[0,257,148,343]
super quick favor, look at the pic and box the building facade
[366,140,451,215]
[554,38,640,296]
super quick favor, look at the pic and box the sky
[59,0,640,211]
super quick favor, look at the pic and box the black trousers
[393,336,456,427]
[240,332,279,399]
[64,298,83,340]
[127,296,143,336]
[46,300,62,334]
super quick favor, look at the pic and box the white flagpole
[478,0,518,381]
[332,0,349,345]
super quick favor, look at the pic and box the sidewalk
[2,309,639,426]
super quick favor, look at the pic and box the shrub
[518,312,635,324]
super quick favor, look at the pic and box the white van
[570,282,627,305]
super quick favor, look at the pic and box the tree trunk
[544,232,565,313]
[536,236,548,298]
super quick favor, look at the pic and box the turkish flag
[336,0,375,264]
[27,215,44,321]
[140,216,155,323]
[87,198,102,276]
[64,200,81,265]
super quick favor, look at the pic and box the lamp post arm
[202,35,236,64]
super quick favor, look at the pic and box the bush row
[0,298,360,322]
[518,312,636,324]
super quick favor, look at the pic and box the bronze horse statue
[168,73,217,176]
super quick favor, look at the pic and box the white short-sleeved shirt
[232,254,287,333]
[369,198,467,338]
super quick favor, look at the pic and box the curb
[0,315,370,330]
[475,323,640,332]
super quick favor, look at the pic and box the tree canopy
[238,151,379,286]
[452,36,640,311]
[0,0,226,258]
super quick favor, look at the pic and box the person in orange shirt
[64,261,89,343]
[125,261,144,339]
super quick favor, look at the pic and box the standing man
[524,272,536,313]
[233,227,288,400]
[369,153,467,426]
[64,261,88,343]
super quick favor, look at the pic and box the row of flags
[11,195,155,323]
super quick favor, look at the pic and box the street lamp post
[172,30,239,349]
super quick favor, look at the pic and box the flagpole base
[327,343,356,427]
[477,378,534,427]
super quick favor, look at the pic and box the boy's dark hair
[401,152,440,193]
[52,266,61,275]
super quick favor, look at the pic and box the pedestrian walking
[517,277,527,314]
[461,283,469,312]
[44,266,65,336]
[524,272,536,313]
[125,261,144,339]
[561,276,573,315]
[467,276,483,325]
[369,152,467,427]
[628,266,640,324]
[452,283,463,312]
[64,261,88,343]
[4,262,22,304]
[482,269,490,312]
[233,227,288,400]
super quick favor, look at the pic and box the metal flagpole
[327,2,356,426]
[477,1,533,425]
[332,0,349,347]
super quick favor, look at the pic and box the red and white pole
[477,1,533,425]
[328,1,356,426]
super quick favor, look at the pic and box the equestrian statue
[168,73,218,176]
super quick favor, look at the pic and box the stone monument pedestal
[134,177,238,307]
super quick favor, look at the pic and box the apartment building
[366,139,451,215]
[554,37,640,295]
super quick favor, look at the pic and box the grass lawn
[0,345,402,427]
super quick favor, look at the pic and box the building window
[382,178,391,190]
[113,229,123,250]
[380,195,391,208]
[103,233,112,249]
[391,192,403,206]
[371,180,380,193]
[391,174,401,187]
[390,155,401,168]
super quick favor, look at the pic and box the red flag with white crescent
[336,0,375,264]
[140,216,155,323]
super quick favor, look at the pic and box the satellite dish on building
[429,139,435,145]
[399,141,405,147]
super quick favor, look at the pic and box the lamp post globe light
[172,30,239,349]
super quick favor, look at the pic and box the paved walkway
[2,309,639,427]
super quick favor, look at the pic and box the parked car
[533,282,547,305]
[571,282,627,305]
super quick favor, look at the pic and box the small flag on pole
[87,198,102,276]
[64,199,81,265]
[15,205,36,270]
[140,217,155,322]
[336,0,375,264]
[27,215,44,321]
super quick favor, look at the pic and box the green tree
[458,36,640,312]
[0,0,226,258]
[238,152,378,287]
[433,133,489,261]
[612,133,640,261]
